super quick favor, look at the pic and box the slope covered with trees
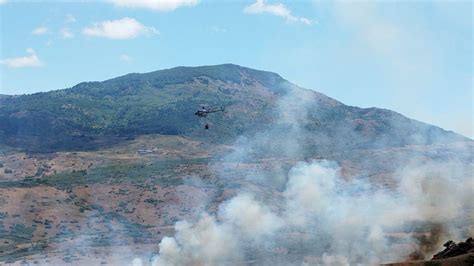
[0,64,468,152]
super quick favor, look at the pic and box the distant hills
[0,64,469,152]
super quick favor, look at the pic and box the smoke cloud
[147,84,473,265]
[149,157,472,265]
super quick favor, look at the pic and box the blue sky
[0,0,472,138]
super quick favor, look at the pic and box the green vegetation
[0,64,286,152]
[10,223,35,241]
[40,158,207,187]
[0,222,38,262]
[102,212,153,240]
[0,144,17,156]
[0,243,47,264]
[0,158,209,189]
[35,166,46,177]
[0,64,464,153]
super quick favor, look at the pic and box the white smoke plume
[219,194,284,239]
[155,214,238,266]
[147,84,473,265]
[150,157,472,265]
[153,194,283,266]
[284,160,338,227]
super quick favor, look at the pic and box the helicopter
[194,105,225,118]
[194,105,225,129]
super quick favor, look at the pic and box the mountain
[0,64,472,265]
[0,64,468,152]
[0,94,12,100]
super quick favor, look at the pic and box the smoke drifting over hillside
[1,65,471,265]
[146,85,473,265]
[150,160,472,266]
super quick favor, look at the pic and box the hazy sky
[0,0,472,138]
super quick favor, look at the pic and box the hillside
[0,64,468,153]
[0,65,472,265]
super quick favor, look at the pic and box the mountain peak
[0,64,469,152]
[102,63,287,91]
